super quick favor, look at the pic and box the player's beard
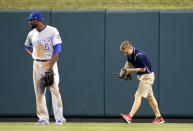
[30,23,38,29]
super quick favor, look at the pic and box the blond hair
[120,41,132,51]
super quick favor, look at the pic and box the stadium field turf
[0,122,193,131]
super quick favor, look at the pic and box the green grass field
[1,0,193,10]
[0,122,193,131]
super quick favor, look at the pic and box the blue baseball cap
[26,12,43,21]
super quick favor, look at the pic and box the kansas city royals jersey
[24,25,62,60]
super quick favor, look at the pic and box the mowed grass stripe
[0,122,193,131]
[0,0,193,9]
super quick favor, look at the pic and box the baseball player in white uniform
[24,12,66,125]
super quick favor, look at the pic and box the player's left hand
[40,69,54,87]
[49,62,54,70]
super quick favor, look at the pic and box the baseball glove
[40,69,54,87]
[114,68,132,80]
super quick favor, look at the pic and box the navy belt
[35,59,50,62]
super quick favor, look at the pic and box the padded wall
[51,10,105,116]
[159,11,193,117]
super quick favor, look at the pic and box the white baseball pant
[33,60,65,121]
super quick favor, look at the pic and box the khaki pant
[136,72,155,98]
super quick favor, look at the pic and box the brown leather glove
[114,68,132,80]
[40,69,54,87]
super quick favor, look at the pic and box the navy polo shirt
[127,47,152,75]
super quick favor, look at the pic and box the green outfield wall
[0,10,192,118]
